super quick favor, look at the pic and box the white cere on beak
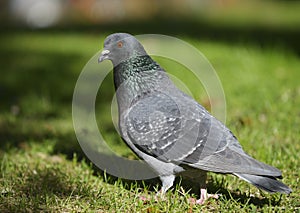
[98,49,110,63]
[101,49,110,55]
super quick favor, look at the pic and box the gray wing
[124,92,281,176]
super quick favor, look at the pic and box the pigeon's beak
[98,49,110,63]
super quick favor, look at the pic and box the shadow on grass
[83,157,282,207]
[0,164,97,212]
[0,37,113,154]
[101,174,281,207]
[0,51,80,108]
[205,177,282,206]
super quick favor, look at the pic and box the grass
[0,32,299,212]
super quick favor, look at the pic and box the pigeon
[98,33,292,204]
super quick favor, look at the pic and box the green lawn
[0,32,299,212]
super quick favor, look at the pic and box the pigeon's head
[98,33,147,66]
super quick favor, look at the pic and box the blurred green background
[0,0,299,212]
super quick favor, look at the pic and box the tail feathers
[234,173,292,194]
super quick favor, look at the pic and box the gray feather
[235,173,292,194]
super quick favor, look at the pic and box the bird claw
[139,195,149,202]
[189,188,220,205]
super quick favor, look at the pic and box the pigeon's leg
[190,188,219,204]
[140,175,175,202]
[158,174,175,195]
[189,172,219,204]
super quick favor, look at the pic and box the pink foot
[139,195,149,201]
[189,189,219,205]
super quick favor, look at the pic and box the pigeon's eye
[117,41,123,48]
